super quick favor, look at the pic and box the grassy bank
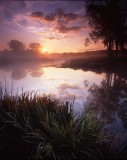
[61,56,127,75]
[0,90,125,159]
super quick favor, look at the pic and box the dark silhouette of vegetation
[84,0,127,56]
[29,43,42,53]
[86,73,127,123]
[85,73,127,159]
[0,85,127,159]
[0,90,109,160]
[6,40,43,53]
[8,40,25,51]
[61,51,127,75]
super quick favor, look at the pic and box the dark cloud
[56,25,88,33]
[31,9,87,34]
[44,13,56,22]
[31,8,85,26]
[31,12,44,19]
[31,11,56,22]
[64,12,84,21]
[55,8,85,23]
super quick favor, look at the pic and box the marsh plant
[0,88,119,160]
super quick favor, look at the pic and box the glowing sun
[43,47,48,53]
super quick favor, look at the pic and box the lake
[0,59,105,111]
[0,56,127,145]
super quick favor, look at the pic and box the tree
[8,40,25,51]
[29,43,42,52]
[84,0,127,56]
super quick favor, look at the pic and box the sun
[43,48,48,53]
[40,47,48,54]
[42,47,48,53]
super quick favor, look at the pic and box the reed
[0,89,119,159]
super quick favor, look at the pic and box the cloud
[57,83,84,100]
[48,36,55,40]
[56,25,90,33]
[0,1,27,22]
[44,14,56,22]
[58,83,80,92]
[54,8,85,23]
[31,11,56,22]
[31,12,44,19]
[38,32,60,40]
[47,36,60,40]
[30,8,89,35]
[30,8,85,26]
[31,11,55,22]
[30,69,44,77]
[56,25,82,33]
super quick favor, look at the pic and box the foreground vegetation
[0,89,126,159]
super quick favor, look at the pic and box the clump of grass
[0,89,115,159]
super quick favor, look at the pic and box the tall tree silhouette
[84,0,127,56]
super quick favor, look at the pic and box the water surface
[0,60,105,111]
[1,58,127,141]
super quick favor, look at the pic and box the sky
[0,0,104,53]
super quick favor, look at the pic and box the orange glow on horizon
[43,47,48,53]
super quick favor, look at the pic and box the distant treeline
[3,40,43,52]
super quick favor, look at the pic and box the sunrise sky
[0,0,104,53]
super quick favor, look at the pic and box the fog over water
[1,51,127,133]
[0,51,106,110]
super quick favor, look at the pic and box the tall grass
[0,89,118,159]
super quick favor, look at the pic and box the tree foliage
[8,40,25,51]
[29,42,42,52]
[84,0,127,55]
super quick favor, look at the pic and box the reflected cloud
[30,69,44,77]
[58,83,81,92]
[57,83,84,101]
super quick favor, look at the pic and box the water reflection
[1,54,127,152]
[0,60,104,111]
[1,58,127,128]
[30,69,44,77]
[85,73,127,130]
[1,56,127,148]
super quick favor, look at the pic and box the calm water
[0,59,127,144]
[0,60,105,111]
